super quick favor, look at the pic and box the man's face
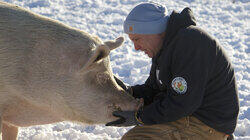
[128,33,165,58]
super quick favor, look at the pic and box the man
[106,2,239,140]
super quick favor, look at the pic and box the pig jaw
[102,92,140,124]
[62,84,139,124]
[88,100,139,124]
[85,95,139,124]
[72,90,140,125]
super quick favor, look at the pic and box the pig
[0,2,140,140]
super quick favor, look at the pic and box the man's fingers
[112,111,125,117]
[105,118,126,126]
[137,98,144,110]
[106,111,127,126]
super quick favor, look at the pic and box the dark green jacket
[132,8,239,134]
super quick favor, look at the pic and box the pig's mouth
[107,103,123,120]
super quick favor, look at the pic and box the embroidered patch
[171,77,187,94]
[129,26,133,32]
[127,24,134,33]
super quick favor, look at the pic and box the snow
[1,0,249,139]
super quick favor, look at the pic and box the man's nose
[134,44,141,50]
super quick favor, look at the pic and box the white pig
[0,2,139,140]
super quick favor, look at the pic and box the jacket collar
[153,7,196,64]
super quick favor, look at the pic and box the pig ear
[104,36,124,50]
[80,45,110,73]
[91,45,110,63]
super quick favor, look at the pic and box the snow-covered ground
[1,0,249,139]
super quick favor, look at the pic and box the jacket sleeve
[140,29,211,124]
[131,63,161,105]
[131,81,158,105]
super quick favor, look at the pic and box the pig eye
[94,51,104,62]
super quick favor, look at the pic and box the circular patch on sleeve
[171,77,187,94]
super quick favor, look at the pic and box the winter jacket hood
[163,8,196,48]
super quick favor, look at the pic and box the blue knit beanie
[123,2,169,34]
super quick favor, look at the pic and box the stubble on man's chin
[147,53,153,58]
[144,50,153,58]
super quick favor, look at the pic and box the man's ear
[104,36,124,50]
[81,45,110,74]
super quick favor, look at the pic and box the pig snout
[105,93,142,122]
[108,98,139,112]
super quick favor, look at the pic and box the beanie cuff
[124,16,169,34]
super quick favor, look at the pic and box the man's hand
[105,104,144,127]
[105,110,141,127]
